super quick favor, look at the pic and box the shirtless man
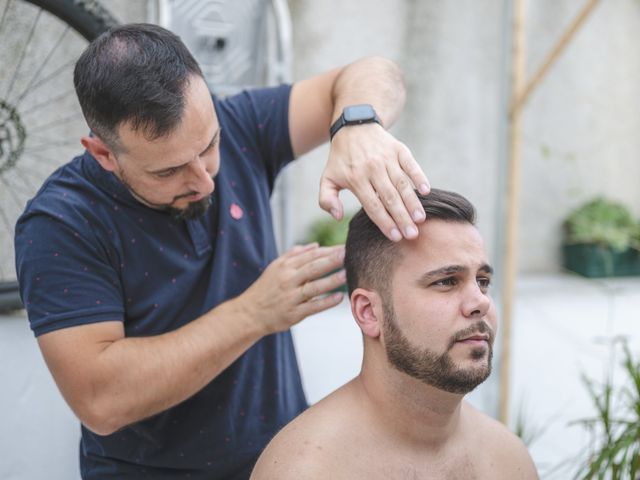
[251,189,539,479]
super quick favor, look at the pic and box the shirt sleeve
[15,208,124,337]
[215,84,294,191]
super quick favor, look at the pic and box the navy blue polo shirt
[15,85,307,479]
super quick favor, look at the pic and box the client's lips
[457,334,490,343]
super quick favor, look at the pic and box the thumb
[318,176,344,221]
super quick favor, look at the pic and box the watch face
[343,104,376,122]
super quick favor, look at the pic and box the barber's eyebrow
[200,128,220,154]
[148,128,220,174]
[418,263,494,282]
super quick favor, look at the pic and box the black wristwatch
[329,104,381,141]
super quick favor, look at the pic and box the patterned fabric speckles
[15,85,307,479]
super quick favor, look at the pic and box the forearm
[330,56,406,128]
[40,244,345,436]
[78,299,262,435]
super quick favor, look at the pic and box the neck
[355,353,466,450]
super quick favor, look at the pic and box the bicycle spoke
[15,25,71,107]
[26,112,84,133]
[17,59,76,101]
[0,262,8,283]
[24,137,82,152]
[0,189,17,234]
[0,0,116,286]
[18,88,77,116]
[0,0,12,38]
[0,174,29,211]
[20,151,81,177]
[4,7,42,102]
[10,169,38,196]
[2,171,35,197]
[13,153,58,178]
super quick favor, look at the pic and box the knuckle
[382,192,397,207]
[363,156,380,171]
[395,176,411,191]
[366,197,383,212]
[400,143,413,156]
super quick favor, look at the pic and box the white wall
[0,312,80,480]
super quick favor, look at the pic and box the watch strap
[329,105,381,141]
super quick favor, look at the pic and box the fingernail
[330,208,340,219]
[413,209,425,221]
[390,228,402,242]
[405,226,418,238]
[337,248,345,261]
[419,183,430,194]
[337,270,346,281]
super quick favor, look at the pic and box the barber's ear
[81,135,118,173]
[350,288,382,338]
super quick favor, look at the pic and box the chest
[101,191,276,335]
[333,448,493,480]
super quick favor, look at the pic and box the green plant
[513,398,547,448]
[571,341,640,479]
[563,197,640,252]
[305,214,353,246]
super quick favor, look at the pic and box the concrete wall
[286,0,640,273]
[286,0,505,267]
[519,0,640,271]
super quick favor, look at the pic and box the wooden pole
[498,0,600,425]
[498,0,526,426]
[513,0,600,113]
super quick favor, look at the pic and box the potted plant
[562,197,640,278]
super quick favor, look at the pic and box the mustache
[448,321,495,349]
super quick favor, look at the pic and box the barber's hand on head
[320,123,430,241]
[239,243,346,335]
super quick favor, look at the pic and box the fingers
[321,127,430,242]
[367,143,433,240]
[318,177,344,220]
[298,290,345,318]
[299,269,346,303]
[286,244,346,305]
[398,144,430,196]
[288,242,319,258]
[287,244,345,274]
[356,183,404,242]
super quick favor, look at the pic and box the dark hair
[344,189,476,295]
[73,23,204,150]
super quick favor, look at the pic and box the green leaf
[563,197,639,252]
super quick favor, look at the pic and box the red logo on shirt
[230,203,244,220]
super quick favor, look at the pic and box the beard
[166,196,211,221]
[382,301,494,394]
[118,170,212,220]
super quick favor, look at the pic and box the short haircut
[344,189,476,295]
[73,23,204,151]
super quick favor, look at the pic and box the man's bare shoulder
[463,402,540,479]
[251,382,359,480]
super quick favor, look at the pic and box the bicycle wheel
[0,0,118,311]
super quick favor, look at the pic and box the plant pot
[562,244,640,278]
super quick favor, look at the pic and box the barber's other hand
[238,243,345,335]
[320,123,430,241]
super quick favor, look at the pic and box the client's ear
[350,288,382,338]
